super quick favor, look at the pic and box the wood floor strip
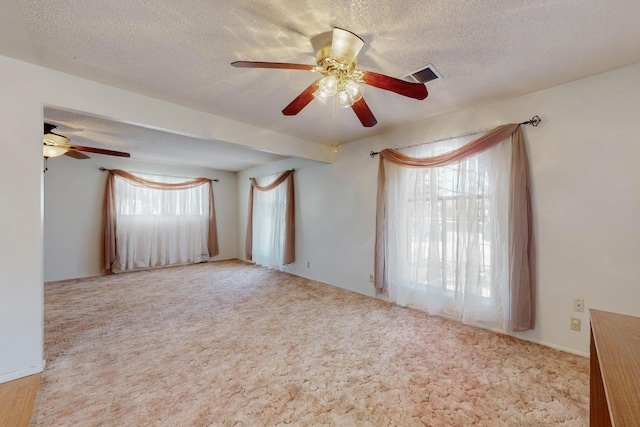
[0,373,41,427]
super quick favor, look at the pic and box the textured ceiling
[43,108,288,171]
[5,0,640,170]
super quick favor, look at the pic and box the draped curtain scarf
[103,170,219,274]
[245,170,295,268]
[375,124,535,332]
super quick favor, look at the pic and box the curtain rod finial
[520,115,541,126]
[530,115,541,126]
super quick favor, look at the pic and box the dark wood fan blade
[64,150,90,159]
[362,71,428,100]
[351,98,378,127]
[282,80,321,116]
[70,145,130,157]
[231,61,314,71]
[44,123,57,134]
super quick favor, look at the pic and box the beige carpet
[32,260,589,426]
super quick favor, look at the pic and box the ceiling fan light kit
[312,29,365,108]
[231,28,428,127]
[43,132,71,157]
[313,74,364,108]
[42,144,68,158]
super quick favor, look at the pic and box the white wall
[0,56,45,383]
[238,62,640,356]
[44,156,238,282]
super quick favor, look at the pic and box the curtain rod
[248,168,295,181]
[99,167,219,182]
[369,115,541,158]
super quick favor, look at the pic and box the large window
[113,173,211,272]
[385,134,511,330]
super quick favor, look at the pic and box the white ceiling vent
[403,64,442,84]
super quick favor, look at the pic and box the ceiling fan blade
[44,123,57,134]
[331,28,364,64]
[70,145,131,157]
[351,98,378,127]
[282,80,321,116]
[362,71,428,100]
[231,61,314,71]
[64,150,90,159]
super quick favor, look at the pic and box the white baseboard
[0,360,45,384]
[516,338,589,358]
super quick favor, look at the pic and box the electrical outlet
[573,298,584,312]
[369,274,374,283]
[306,261,310,268]
[570,317,581,331]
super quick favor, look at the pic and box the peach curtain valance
[374,124,536,331]
[245,170,295,265]
[106,169,212,189]
[103,169,219,274]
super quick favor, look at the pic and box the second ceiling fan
[43,123,131,159]
[232,28,428,127]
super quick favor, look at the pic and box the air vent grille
[404,64,442,84]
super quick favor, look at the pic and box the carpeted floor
[32,260,589,426]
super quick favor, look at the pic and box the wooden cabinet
[590,309,640,426]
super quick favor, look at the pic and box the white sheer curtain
[252,172,287,270]
[114,173,210,272]
[385,134,512,331]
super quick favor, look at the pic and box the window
[245,170,295,271]
[408,154,492,297]
[251,172,288,269]
[385,134,511,330]
[113,173,211,271]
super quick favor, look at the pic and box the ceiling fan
[231,28,428,127]
[43,123,131,159]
